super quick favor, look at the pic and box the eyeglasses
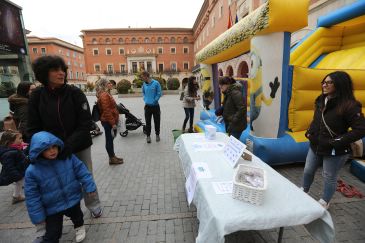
[321,80,334,86]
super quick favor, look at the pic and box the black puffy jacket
[306,95,365,156]
[27,85,93,153]
[0,146,27,186]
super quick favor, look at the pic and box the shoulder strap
[321,111,337,138]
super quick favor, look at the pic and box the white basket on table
[232,164,267,205]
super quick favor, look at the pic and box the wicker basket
[232,164,267,205]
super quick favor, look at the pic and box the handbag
[91,102,101,122]
[179,91,185,101]
[322,111,363,157]
[3,115,17,131]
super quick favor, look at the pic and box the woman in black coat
[27,55,102,218]
[302,71,365,209]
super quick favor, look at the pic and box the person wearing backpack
[182,76,200,133]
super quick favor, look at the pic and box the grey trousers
[75,147,101,212]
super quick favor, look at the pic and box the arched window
[183,37,189,43]
[170,37,176,43]
[131,37,138,44]
[92,38,97,44]
[106,38,111,44]
[157,37,163,43]
[145,37,150,43]
[119,38,124,43]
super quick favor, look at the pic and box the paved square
[0,94,364,242]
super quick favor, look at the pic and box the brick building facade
[81,28,194,76]
[27,36,86,85]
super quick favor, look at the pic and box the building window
[228,0,232,5]
[183,62,189,70]
[170,47,176,54]
[119,38,124,43]
[119,48,125,55]
[145,37,150,43]
[107,64,113,73]
[106,38,111,44]
[120,64,126,73]
[73,52,76,58]
[131,37,138,44]
[41,48,46,55]
[147,62,152,72]
[66,51,70,57]
[212,16,215,27]
[183,47,188,54]
[183,37,189,43]
[76,72,79,79]
[132,62,137,73]
[32,48,38,54]
[74,61,78,66]
[94,64,101,72]
[158,47,163,54]
[67,61,71,66]
[219,5,223,18]
[171,63,177,71]
[69,71,73,79]
[58,49,62,55]
[158,37,163,43]
[106,48,112,55]
[92,38,97,44]
[80,63,83,68]
[93,49,99,55]
[170,37,176,43]
[158,63,164,72]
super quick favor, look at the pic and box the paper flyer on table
[212,181,233,194]
[223,136,247,167]
[192,142,225,151]
[192,162,212,179]
[185,168,197,205]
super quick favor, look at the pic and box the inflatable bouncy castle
[195,0,365,167]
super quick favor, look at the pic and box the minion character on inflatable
[249,50,280,131]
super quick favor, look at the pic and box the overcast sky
[11,0,204,47]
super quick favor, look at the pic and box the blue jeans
[183,108,194,130]
[302,148,349,203]
[101,122,115,157]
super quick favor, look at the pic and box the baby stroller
[90,121,103,137]
[117,103,146,137]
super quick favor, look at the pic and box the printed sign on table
[212,181,233,194]
[223,135,246,167]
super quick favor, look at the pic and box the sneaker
[91,207,103,218]
[12,195,25,204]
[75,225,86,242]
[147,136,151,143]
[156,135,160,142]
[318,198,330,210]
[109,156,123,165]
[188,128,194,133]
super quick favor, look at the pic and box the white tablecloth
[174,132,335,243]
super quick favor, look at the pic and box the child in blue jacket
[25,131,97,243]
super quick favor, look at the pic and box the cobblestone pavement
[0,95,364,243]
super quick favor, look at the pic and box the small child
[0,130,27,204]
[25,131,97,243]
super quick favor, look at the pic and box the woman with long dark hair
[8,82,36,140]
[303,71,365,209]
[182,76,200,133]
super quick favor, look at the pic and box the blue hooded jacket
[25,131,96,224]
[142,79,162,106]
